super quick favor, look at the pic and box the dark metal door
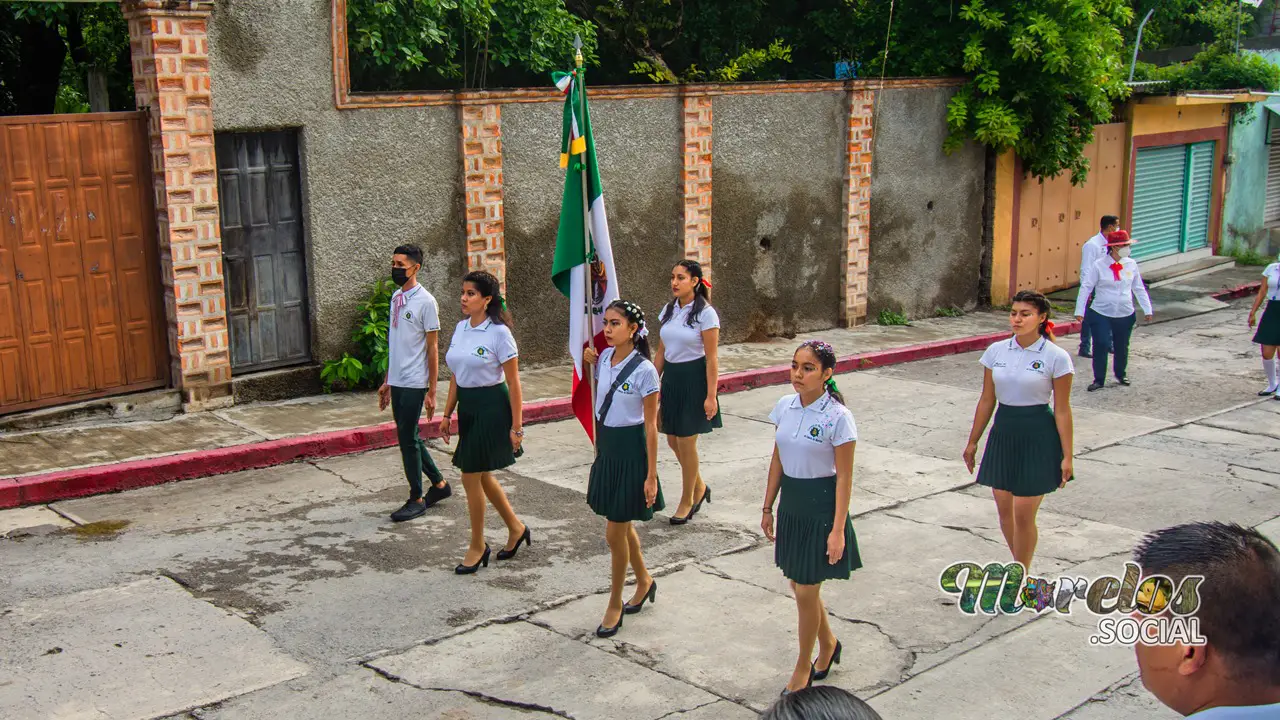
[216,130,311,372]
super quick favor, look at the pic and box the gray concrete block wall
[868,88,986,320]
[710,92,847,343]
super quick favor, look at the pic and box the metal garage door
[1130,141,1216,261]
[1266,125,1280,224]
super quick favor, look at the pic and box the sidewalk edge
[1,322,1082,509]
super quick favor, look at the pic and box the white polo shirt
[594,347,660,428]
[1075,256,1153,318]
[659,300,721,364]
[386,284,441,389]
[979,337,1074,406]
[1078,233,1107,282]
[1262,263,1280,301]
[444,318,518,388]
[768,393,857,479]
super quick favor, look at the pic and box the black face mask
[391,267,410,286]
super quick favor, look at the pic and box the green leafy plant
[935,306,965,318]
[943,0,1134,186]
[1133,51,1280,94]
[1228,246,1272,267]
[320,278,396,392]
[877,309,910,326]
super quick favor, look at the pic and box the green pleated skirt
[775,475,861,586]
[588,423,665,522]
[975,403,1066,497]
[659,357,723,437]
[1253,300,1280,346]
[453,383,516,474]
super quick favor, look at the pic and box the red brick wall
[460,104,507,290]
[842,91,875,326]
[123,0,230,409]
[683,96,714,278]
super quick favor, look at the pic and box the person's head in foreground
[762,686,884,720]
[1132,521,1280,717]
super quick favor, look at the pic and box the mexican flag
[551,68,618,442]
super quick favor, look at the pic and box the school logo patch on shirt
[473,346,489,358]
[620,381,632,393]
[404,311,413,321]
[806,424,824,442]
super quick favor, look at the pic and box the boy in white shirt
[1077,215,1119,357]
[379,244,450,522]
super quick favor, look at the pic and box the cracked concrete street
[2,302,1278,720]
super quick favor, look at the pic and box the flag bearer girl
[1247,255,1280,399]
[964,290,1075,573]
[439,271,532,575]
[655,260,721,524]
[582,300,665,638]
[760,340,861,695]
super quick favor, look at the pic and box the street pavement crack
[365,663,575,718]
[652,699,729,719]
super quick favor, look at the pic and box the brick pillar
[122,0,231,410]
[682,96,713,279]
[460,103,507,290]
[841,90,875,327]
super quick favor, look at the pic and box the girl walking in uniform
[964,290,1074,573]
[655,260,721,524]
[760,340,860,695]
[581,300,665,638]
[439,271,531,575]
[1073,230,1153,391]
[1247,256,1280,399]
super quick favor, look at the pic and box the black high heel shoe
[455,544,490,575]
[596,612,624,638]
[780,666,814,696]
[497,526,531,560]
[690,486,712,518]
[812,640,842,680]
[623,580,657,615]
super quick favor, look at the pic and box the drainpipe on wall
[1130,8,1157,82]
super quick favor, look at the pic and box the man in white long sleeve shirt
[1077,215,1120,357]
[1074,229,1153,391]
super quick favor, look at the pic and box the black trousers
[1085,310,1136,383]
[1078,292,1094,350]
[390,386,444,499]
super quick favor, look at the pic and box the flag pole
[574,35,597,450]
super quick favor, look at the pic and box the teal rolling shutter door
[1184,141,1215,251]
[1131,145,1188,261]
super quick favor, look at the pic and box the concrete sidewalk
[0,261,1260,508]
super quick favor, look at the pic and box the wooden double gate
[0,112,168,414]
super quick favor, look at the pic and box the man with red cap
[1074,229,1153,391]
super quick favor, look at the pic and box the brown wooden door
[0,112,167,415]
[216,130,311,372]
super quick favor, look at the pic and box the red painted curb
[1211,281,1262,301]
[2,322,1079,509]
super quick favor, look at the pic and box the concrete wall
[209,0,467,363]
[711,92,847,342]
[501,99,684,364]
[1224,50,1280,256]
[868,88,986,319]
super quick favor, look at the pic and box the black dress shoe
[623,580,657,614]
[780,666,815,696]
[390,499,427,522]
[422,481,451,508]
[1087,382,1104,392]
[1260,388,1280,396]
[596,612,623,638]
[455,545,490,575]
[669,512,690,525]
[497,526,531,560]
[812,640,842,680]
[690,486,712,518]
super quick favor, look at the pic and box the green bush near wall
[1134,51,1280,94]
[320,279,395,392]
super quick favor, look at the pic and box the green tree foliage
[1126,0,1274,53]
[1134,50,1280,93]
[1,1,133,116]
[347,0,598,91]
[943,0,1133,184]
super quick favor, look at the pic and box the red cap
[1105,229,1133,247]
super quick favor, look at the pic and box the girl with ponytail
[963,289,1075,574]
[759,340,861,694]
[655,260,722,525]
[581,300,665,638]
[439,270,531,575]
